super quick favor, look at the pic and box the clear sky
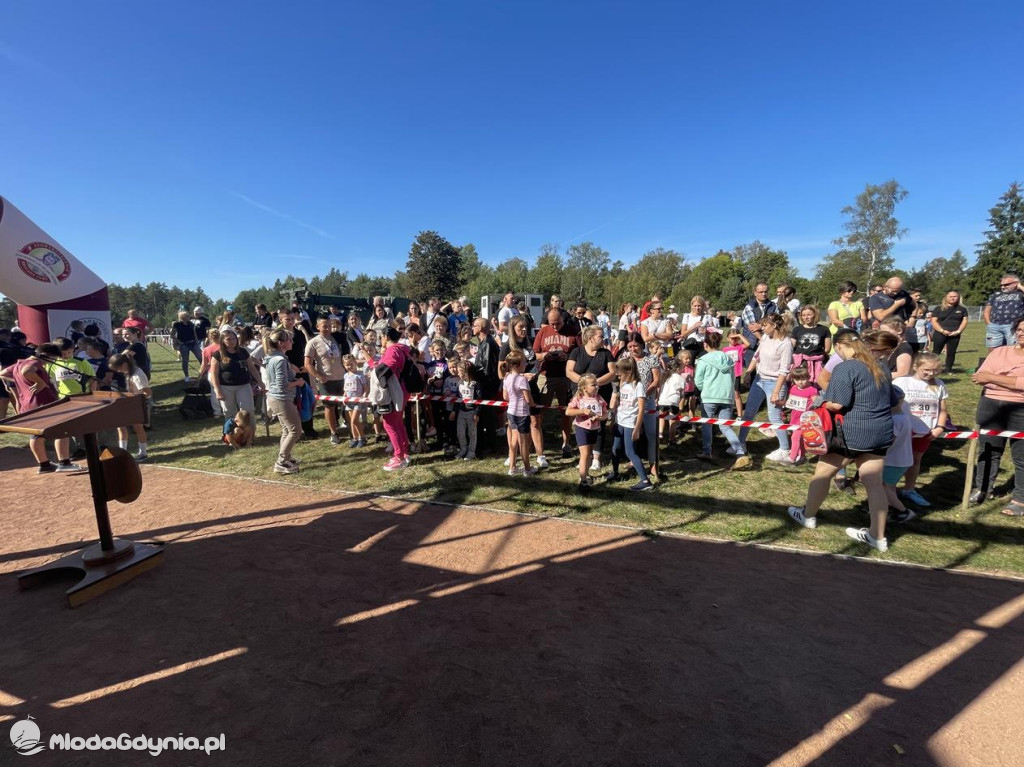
[2,0,1021,301]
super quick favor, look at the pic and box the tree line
[1,180,1019,330]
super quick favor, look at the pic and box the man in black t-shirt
[867,277,913,327]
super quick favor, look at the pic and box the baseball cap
[226,304,236,312]
[193,306,204,313]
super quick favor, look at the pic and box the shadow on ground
[0,447,1022,766]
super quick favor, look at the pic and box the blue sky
[2,0,1021,301]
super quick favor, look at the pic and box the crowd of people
[3,271,1024,551]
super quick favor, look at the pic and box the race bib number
[785,394,810,412]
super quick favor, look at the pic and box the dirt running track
[0,446,1022,766]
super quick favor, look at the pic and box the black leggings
[932,333,961,372]
[974,395,1024,502]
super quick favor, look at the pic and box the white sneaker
[523,467,539,477]
[846,527,888,552]
[274,461,298,474]
[765,448,785,463]
[503,457,512,467]
[507,467,524,476]
[590,458,601,472]
[787,506,817,529]
[535,455,549,469]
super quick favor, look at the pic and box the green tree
[678,251,744,309]
[404,231,463,300]
[493,258,531,294]
[0,296,17,328]
[732,242,796,294]
[620,248,686,304]
[562,241,610,304]
[348,273,394,298]
[529,246,564,298]
[458,244,485,291]
[907,250,970,303]
[816,180,908,294]
[965,182,1024,304]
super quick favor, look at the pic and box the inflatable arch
[0,196,111,345]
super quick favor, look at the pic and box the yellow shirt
[827,300,864,335]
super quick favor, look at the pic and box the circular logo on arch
[17,242,72,285]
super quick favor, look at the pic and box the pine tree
[404,231,463,300]
[965,182,1024,304]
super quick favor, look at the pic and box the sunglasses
[1002,282,1017,287]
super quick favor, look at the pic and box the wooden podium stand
[0,392,163,607]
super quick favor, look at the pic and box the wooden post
[961,425,980,511]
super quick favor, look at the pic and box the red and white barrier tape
[315,394,998,440]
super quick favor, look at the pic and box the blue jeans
[986,323,1014,349]
[701,402,743,455]
[643,409,660,471]
[739,374,789,451]
[611,423,648,481]
[180,340,203,377]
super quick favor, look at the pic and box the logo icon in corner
[17,242,72,285]
[9,716,44,756]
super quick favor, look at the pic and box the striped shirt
[825,360,899,452]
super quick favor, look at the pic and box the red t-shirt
[639,300,653,322]
[532,325,577,378]
[122,317,152,337]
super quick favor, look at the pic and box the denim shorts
[986,323,1015,348]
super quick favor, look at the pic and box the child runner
[566,373,609,489]
[678,349,698,426]
[501,351,537,476]
[222,410,255,448]
[607,356,653,491]
[441,351,462,456]
[694,331,746,465]
[785,365,819,465]
[454,359,479,460]
[342,354,367,447]
[109,353,152,461]
[722,331,749,416]
[883,398,916,523]
[892,351,949,508]
[657,357,686,443]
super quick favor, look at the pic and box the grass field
[4,322,1023,577]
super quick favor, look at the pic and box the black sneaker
[561,444,574,459]
[630,480,654,492]
[889,508,918,524]
[330,432,342,446]
[37,462,57,474]
[604,470,622,483]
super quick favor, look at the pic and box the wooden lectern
[0,392,163,607]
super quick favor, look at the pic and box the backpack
[799,407,845,456]
[402,356,425,393]
[369,364,403,414]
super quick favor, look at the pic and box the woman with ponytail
[786,333,901,552]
